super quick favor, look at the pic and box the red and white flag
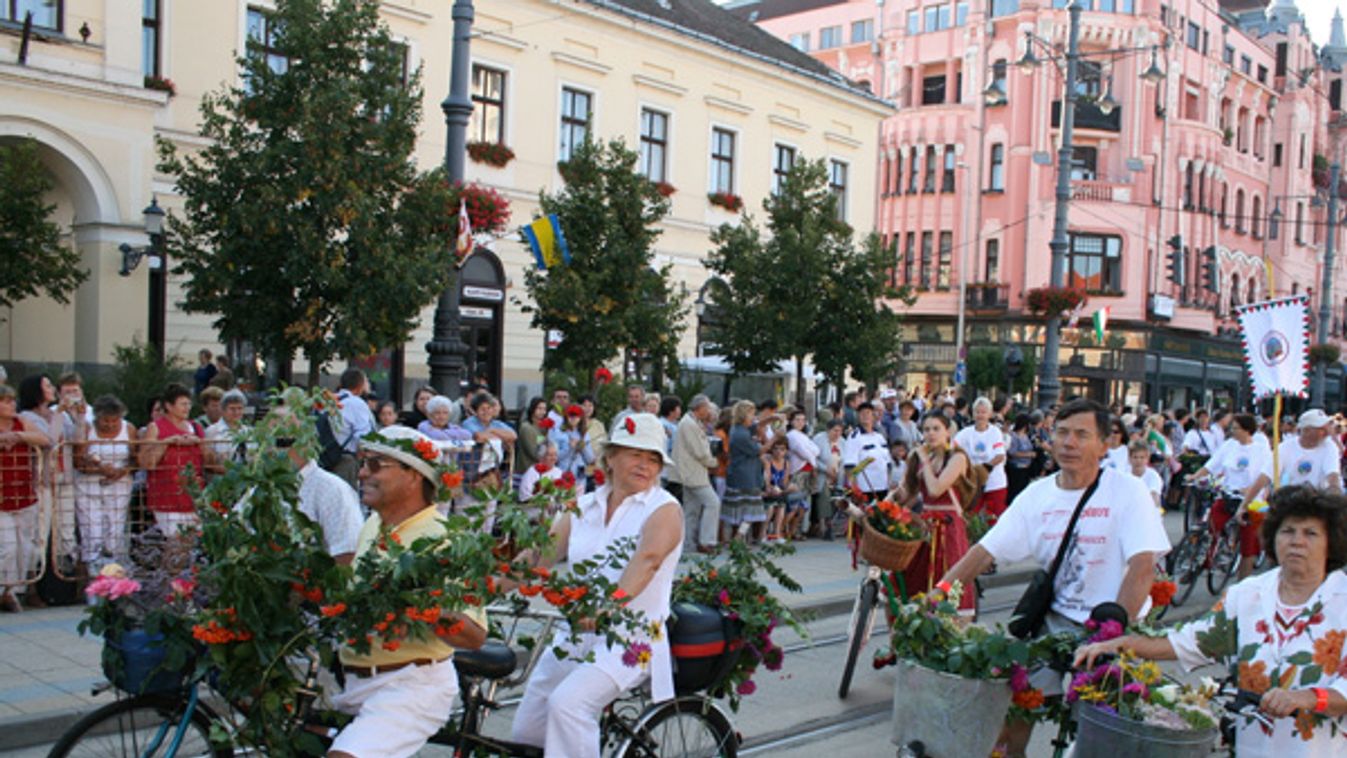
[455,199,473,267]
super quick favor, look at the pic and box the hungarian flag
[1092,307,1109,343]
[454,199,473,268]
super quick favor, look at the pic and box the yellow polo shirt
[339,506,487,668]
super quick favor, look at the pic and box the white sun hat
[607,412,673,465]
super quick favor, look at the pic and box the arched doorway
[458,249,506,394]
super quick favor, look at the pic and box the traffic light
[1166,234,1185,286]
[1201,246,1218,293]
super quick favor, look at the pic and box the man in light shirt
[842,403,889,499]
[1188,413,1271,580]
[1277,409,1342,492]
[954,397,1008,520]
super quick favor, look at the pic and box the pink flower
[86,576,141,600]
[717,589,731,606]
[1122,682,1149,699]
[1009,664,1030,693]
[1088,619,1123,643]
[170,578,196,598]
[621,642,652,668]
[736,679,756,696]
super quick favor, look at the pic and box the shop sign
[463,286,503,302]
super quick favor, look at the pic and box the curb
[0,706,88,751]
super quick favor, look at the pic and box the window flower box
[466,141,515,168]
[707,191,743,212]
[144,75,176,96]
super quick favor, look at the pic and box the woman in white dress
[72,396,137,569]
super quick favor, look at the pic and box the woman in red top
[0,385,48,612]
[895,414,976,614]
[138,384,213,535]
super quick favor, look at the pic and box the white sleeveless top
[77,420,133,476]
[566,483,682,702]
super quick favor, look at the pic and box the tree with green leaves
[159,0,457,383]
[707,158,909,404]
[521,137,686,391]
[966,346,1037,397]
[0,138,88,310]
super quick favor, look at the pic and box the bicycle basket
[103,628,190,695]
[667,602,743,695]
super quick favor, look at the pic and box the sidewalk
[0,510,1186,751]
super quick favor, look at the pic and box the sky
[1303,2,1338,48]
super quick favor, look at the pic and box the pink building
[737,0,1347,410]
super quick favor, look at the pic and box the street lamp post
[1035,0,1082,411]
[1313,161,1341,408]
[118,198,167,361]
[426,0,475,399]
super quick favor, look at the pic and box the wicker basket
[860,519,923,572]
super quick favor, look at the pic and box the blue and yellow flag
[523,214,571,270]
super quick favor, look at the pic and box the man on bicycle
[1187,413,1271,582]
[1278,409,1342,493]
[329,426,487,758]
[842,402,890,501]
[937,398,1170,758]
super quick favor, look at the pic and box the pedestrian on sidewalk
[721,400,766,544]
[811,419,845,539]
[938,398,1170,758]
[670,394,719,553]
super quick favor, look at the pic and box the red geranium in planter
[466,141,515,168]
[1024,286,1087,317]
[447,182,511,234]
[707,191,743,212]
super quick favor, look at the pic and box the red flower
[1149,580,1177,608]
[566,404,584,418]
[538,418,555,431]
[413,438,439,462]
[320,603,347,617]
[535,463,550,473]
[624,417,636,435]
[441,470,464,488]
[558,471,576,489]
[593,469,606,486]
[595,367,613,384]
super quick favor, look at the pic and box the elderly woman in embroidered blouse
[511,413,683,758]
[1076,485,1347,757]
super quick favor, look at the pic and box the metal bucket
[1073,701,1219,758]
[891,659,1012,756]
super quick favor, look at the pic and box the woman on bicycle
[1187,413,1272,581]
[511,413,683,758]
[1076,485,1347,756]
[894,413,975,613]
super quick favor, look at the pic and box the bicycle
[1167,481,1242,607]
[50,606,740,758]
[837,561,906,699]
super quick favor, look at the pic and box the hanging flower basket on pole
[446,182,511,234]
[1024,286,1087,318]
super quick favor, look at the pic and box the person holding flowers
[549,403,594,487]
[894,413,975,613]
[328,426,487,758]
[1077,485,1347,757]
[511,413,683,758]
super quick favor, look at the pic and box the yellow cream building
[1,0,888,406]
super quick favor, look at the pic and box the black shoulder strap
[1046,470,1103,584]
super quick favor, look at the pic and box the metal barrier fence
[0,440,47,599]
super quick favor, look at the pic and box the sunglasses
[359,455,405,473]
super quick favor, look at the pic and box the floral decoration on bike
[865,498,927,542]
[671,541,805,711]
[1068,649,1222,732]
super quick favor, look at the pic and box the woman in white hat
[510,412,683,758]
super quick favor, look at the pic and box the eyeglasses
[359,456,404,473]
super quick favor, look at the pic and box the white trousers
[330,657,459,758]
[73,480,131,565]
[0,505,41,591]
[511,648,625,758]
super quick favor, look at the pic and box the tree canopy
[520,137,686,390]
[0,138,88,310]
[159,0,459,381]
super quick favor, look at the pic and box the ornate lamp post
[118,198,168,361]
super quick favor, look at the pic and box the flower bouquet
[671,541,804,711]
[858,495,927,572]
[886,583,1029,755]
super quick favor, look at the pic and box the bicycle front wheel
[614,696,737,758]
[1207,528,1240,596]
[48,694,231,758]
[1169,530,1209,607]
[837,578,878,699]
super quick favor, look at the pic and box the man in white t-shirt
[954,397,1008,520]
[940,398,1169,757]
[1188,413,1271,580]
[1128,440,1163,510]
[842,403,890,498]
[1181,409,1220,458]
[1278,408,1342,492]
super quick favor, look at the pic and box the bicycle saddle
[455,641,518,680]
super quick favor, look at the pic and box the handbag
[1007,472,1102,639]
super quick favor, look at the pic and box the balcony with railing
[964,282,1009,312]
[1051,100,1122,132]
[1070,179,1133,203]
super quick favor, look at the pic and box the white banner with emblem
[1235,295,1310,401]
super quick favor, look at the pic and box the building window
[1251,195,1262,238]
[919,231,933,290]
[3,0,60,29]
[937,231,953,289]
[1219,183,1228,226]
[1275,42,1288,77]
[903,232,916,285]
[1296,202,1304,244]
[990,0,1019,16]
[985,239,1000,281]
[941,145,956,192]
[1223,44,1235,65]
[830,159,849,220]
[1234,189,1246,233]
[1066,233,1122,293]
[470,65,507,145]
[789,32,810,51]
[1273,143,1283,167]
[710,127,735,194]
[1240,55,1252,75]
[924,4,951,32]
[386,42,410,88]
[773,143,796,195]
[908,149,921,193]
[639,108,669,183]
[1300,134,1307,168]
[819,25,842,49]
[559,87,592,162]
[892,152,903,196]
[1053,0,1134,10]
[1074,61,1103,98]
[988,143,1004,191]
[851,19,874,43]
[1071,146,1097,181]
[922,74,947,105]
[990,59,1008,102]
[1256,64,1267,84]
[141,0,161,78]
[907,10,920,35]
[1186,21,1201,51]
[923,145,937,193]
[1182,163,1195,209]
[247,7,290,76]
[1331,80,1343,111]
[955,2,969,26]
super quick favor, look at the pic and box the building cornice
[0,63,166,108]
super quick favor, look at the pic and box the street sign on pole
[954,361,967,386]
